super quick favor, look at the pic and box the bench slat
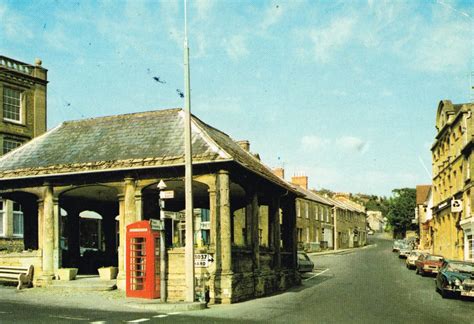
[0,273,20,279]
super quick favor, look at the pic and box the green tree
[364,195,389,215]
[387,188,416,237]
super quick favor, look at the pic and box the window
[314,205,318,220]
[468,234,473,260]
[3,138,22,154]
[3,87,22,122]
[12,202,23,237]
[296,201,301,218]
[0,200,4,236]
[305,202,309,218]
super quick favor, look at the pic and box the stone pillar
[116,194,125,289]
[37,200,44,250]
[209,187,217,249]
[117,177,137,290]
[281,198,297,269]
[41,185,55,283]
[269,197,281,269]
[250,194,260,270]
[135,190,143,221]
[214,170,233,304]
[53,197,60,274]
[219,171,231,274]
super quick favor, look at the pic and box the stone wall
[0,250,42,285]
[0,238,24,252]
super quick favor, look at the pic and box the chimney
[291,174,308,190]
[236,140,250,152]
[273,168,285,179]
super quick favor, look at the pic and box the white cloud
[223,35,249,60]
[336,136,369,153]
[309,16,357,63]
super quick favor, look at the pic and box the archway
[59,185,118,273]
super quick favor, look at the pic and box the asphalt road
[0,236,473,323]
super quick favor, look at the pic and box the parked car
[398,244,413,258]
[297,251,314,273]
[415,254,444,276]
[406,251,425,269]
[392,240,405,252]
[435,259,474,298]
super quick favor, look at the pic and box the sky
[1,0,473,197]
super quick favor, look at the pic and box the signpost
[194,254,214,268]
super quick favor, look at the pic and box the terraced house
[0,108,302,303]
[0,56,47,252]
[289,174,334,252]
[330,194,367,250]
[431,100,474,261]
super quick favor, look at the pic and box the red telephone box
[126,220,160,299]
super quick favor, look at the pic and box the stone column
[269,197,281,269]
[135,190,143,221]
[250,194,260,270]
[215,170,233,304]
[281,198,297,269]
[41,185,55,283]
[219,171,231,274]
[209,187,217,249]
[37,200,44,250]
[116,194,126,290]
[117,178,138,290]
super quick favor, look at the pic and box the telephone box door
[126,220,160,299]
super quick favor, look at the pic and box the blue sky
[1,0,472,196]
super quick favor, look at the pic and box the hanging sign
[451,199,462,213]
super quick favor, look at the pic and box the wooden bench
[0,265,34,289]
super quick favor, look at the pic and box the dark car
[435,260,474,298]
[297,251,314,273]
[415,254,444,276]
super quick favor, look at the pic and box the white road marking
[50,315,89,321]
[303,268,330,281]
[90,322,106,324]
[153,315,168,318]
[167,312,182,315]
[127,319,149,323]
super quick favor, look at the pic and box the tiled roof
[416,185,431,205]
[293,185,333,206]
[0,108,295,192]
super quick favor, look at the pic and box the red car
[415,254,444,276]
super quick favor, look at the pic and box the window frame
[2,87,24,124]
[12,201,24,238]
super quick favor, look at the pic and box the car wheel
[420,269,425,276]
[415,267,419,275]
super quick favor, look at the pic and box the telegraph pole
[183,0,195,302]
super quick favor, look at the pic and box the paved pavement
[1,235,473,323]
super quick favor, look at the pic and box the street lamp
[157,179,167,302]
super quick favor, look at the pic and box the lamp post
[183,0,195,302]
[157,180,167,302]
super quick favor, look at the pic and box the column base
[35,274,54,287]
[116,272,126,290]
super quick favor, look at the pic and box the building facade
[0,56,47,251]
[415,185,432,251]
[291,175,334,252]
[366,211,385,232]
[431,100,473,261]
[331,194,367,250]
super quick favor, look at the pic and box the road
[0,236,473,323]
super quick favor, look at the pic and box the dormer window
[3,87,22,123]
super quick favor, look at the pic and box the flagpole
[183,0,195,303]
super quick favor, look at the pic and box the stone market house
[0,108,301,303]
